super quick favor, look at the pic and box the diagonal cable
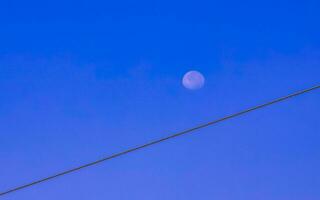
[1,84,319,197]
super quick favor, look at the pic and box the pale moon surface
[182,71,205,90]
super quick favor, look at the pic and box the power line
[1,84,319,197]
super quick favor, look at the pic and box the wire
[1,84,320,197]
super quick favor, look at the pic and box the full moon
[182,70,205,90]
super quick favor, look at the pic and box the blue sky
[0,0,320,199]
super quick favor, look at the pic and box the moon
[182,70,205,90]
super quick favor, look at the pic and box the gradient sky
[1,0,320,199]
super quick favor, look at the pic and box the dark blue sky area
[0,0,320,199]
